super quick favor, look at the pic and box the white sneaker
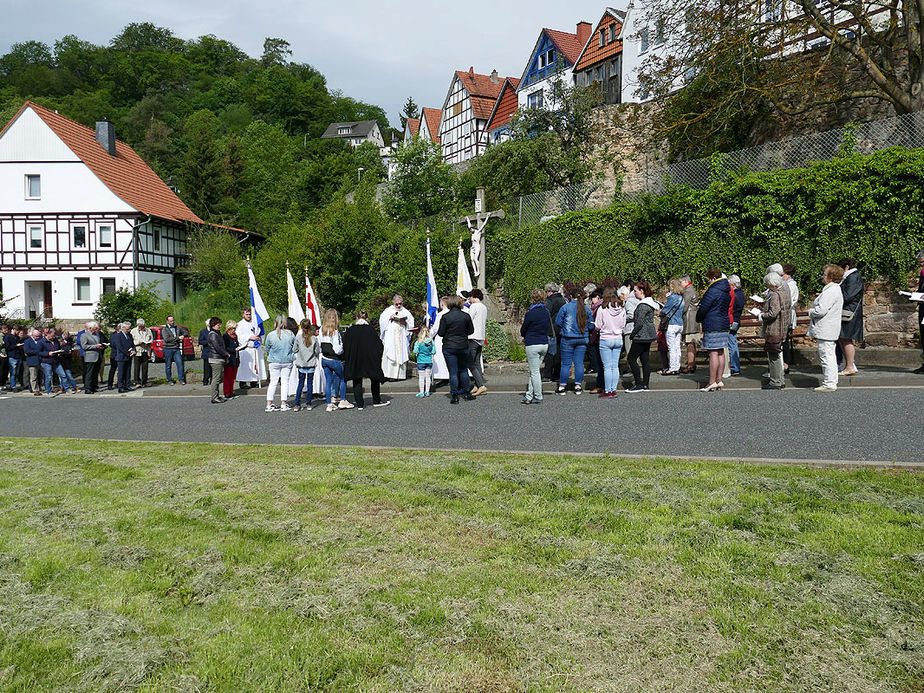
[372,400,391,407]
[337,400,354,409]
[279,403,291,411]
[326,403,337,412]
[264,404,277,412]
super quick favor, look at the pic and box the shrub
[502,147,924,304]
[483,319,509,363]
[94,284,171,329]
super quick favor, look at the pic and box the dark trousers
[443,347,472,395]
[0,356,8,389]
[468,339,484,388]
[352,378,381,408]
[919,311,924,361]
[83,359,100,392]
[543,335,561,380]
[588,340,604,388]
[116,360,131,392]
[106,357,117,388]
[201,356,211,385]
[628,340,652,388]
[132,353,149,385]
[782,327,794,366]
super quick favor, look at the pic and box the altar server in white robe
[236,308,266,386]
[379,294,415,380]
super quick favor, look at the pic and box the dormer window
[25,174,41,200]
[338,126,352,135]
[599,29,606,47]
[610,24,619,42]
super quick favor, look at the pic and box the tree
[261,38,292,66]
[382,137,456,222]
[179,110,231,221]
[399,96,420,130]
[94,284,169,328]
[638,0,924,156]
[509,78,612,189]
[457,138,552,201]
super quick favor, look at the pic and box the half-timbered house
[573,8,627,105]
[0,101,249,324]
[517,22,592,111]
[438,68,514,164]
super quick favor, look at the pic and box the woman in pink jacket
[595,287,627,398]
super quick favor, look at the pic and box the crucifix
[458,187,505,291]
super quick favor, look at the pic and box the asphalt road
[0,385,920,466]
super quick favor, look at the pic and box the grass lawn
[0,438,921,692]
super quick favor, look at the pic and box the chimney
[490,69,499,84]
[95,120,116,156]
[576,21,592,46]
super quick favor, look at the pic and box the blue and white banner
[425,236,439,326]
[247,265,268,338]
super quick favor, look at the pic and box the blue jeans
[728,332,740,373]
[40,362,68,393]
[295,368,314,406]
[559,337,588,387]
[164,348,184,383]
[322,358,345,403]
[7,356,20,389]
[599,339,623,392]
[443,347,472,395]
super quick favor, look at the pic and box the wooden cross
[457,187,505,291]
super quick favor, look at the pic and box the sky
[0,0,623,126]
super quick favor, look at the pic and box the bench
[736,309,810,344]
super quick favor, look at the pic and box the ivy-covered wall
[501,148,924,304]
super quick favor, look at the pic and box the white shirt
[468,301,487,342]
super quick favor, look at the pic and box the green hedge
[502,147,924,303]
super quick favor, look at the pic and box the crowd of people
[2,253,922,407]
[532,257,874,400]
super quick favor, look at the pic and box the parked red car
[150,325,195,362]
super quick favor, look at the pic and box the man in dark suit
[198,322,212,386]
[543,283,567,382]
[79,321,105,393]
[111,322,136,393]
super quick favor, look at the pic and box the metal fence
[509,182,601,229]
[655,110,924,192]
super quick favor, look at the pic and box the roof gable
[574,8,625,72]
[454,69,507,100]
[420,108,442,144]
[405,117,421,140]
[487,79,521,133]
[1,101,203,224]
[0,107,80,162]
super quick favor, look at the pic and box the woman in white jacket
[807,264,845,392]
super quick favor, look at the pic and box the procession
[4,247,922,411]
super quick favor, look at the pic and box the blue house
[517,22,592,111]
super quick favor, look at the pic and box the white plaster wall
[0,162,135,215]
[0,268,135,321]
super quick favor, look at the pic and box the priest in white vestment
[235,308,266,386]
[379,294,415,380]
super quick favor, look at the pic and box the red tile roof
[455,69,508,101]
[544,28,588,66]
[420,108,441,144]
[574,10,624,72]
[487,79,521,133]
[2,101,203,225]
[406,117,420,139]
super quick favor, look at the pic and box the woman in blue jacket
[520,288,551,404]
[554,288,594,395]
[695,268,732,392]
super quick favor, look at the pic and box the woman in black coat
[436,295,476,404]
[343,310,389,409]
[837,258,864,376]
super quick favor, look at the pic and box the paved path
[1,364,920,466]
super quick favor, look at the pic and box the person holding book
[807,264,844,392]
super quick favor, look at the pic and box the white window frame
[640,27,650,53]
[25,174,41,200]
[98,224,113,248]
[338,126,351,135]
[610,24,618,42]
[75,277,91,303]
[153,227,161,251]
[599,29,606,47]
[29,226,42,249]
[101,277,116,295]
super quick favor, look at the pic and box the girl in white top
[319,309,351,412]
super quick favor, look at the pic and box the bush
[94,284,171,329]
[502,147,924,304]
[483,319,509,363]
